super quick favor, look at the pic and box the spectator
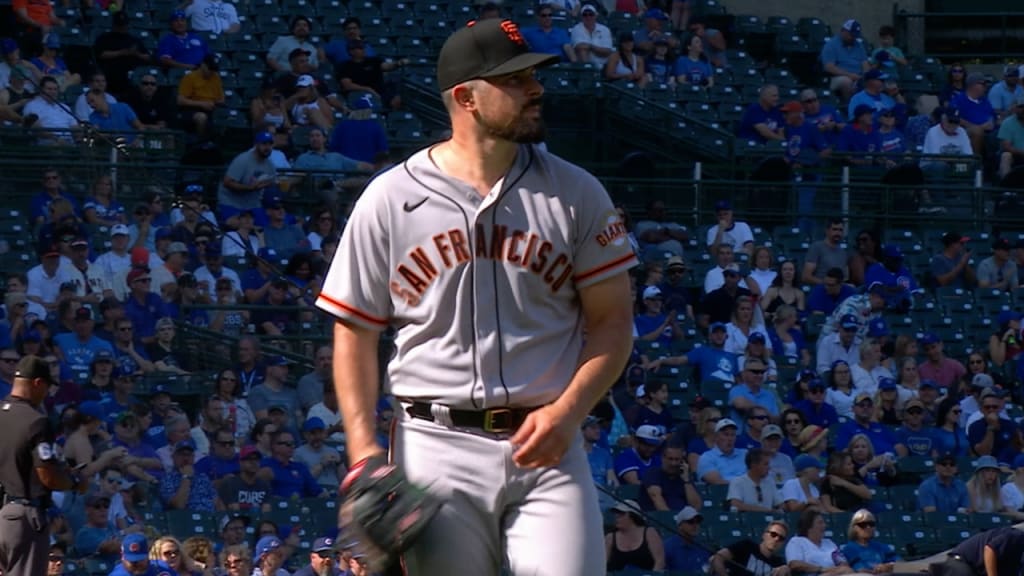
[159,438,221,511]
[53,306,114,373]
[806,268,856,316]
[645,39,676,85]
[253,536,289,576]
[729,357,781,422]
[293,416,344,490]
[822,283,886,341]
[999,454,1024,513]
[324,17,377,66]
[614,425,663,485]
[977,237,1019,291]
[177,54,224,138]
[761,424,796,484]
[785,509,852,574]
[929,231,976,289]
[93,13,151,99]
[820,452,871,512]
[683,407,722,471]
[335,40,406,110]
[710,520,790,576]
[836,104,879,166]
[664,507,711,573]
[632,199,688,261]
[269,16,326,74]
[967,455,1006,513]
[604,33,646,87]
[968,387,1020,462]
[674,33,712,88]
[110,411,164,483]
[687,18,726,67]
[917,333,966,389]
[28,34,80,93]
[841,509,899,573]
[12,0,64,50]
[74,493,121,560]
[633,9,675,56]
[327,93,389,164]
[706,200,754,257]
[794,379,838,429]
[145,317,188,374]
[820,19,869,102]
[218,445,271,512]
[292,127,373,190]
[781,455,826,512]
[737,84,784,143]
[571,5,613,67]
[87,87,145,145]
[605,499,665,572]
[582,415,616,508]
[652,322,739,384]
[802,219,848,285]
[953,73,995,155]
[523,8,575,62]
[634,285,682,346]
[816,314,861,373]
[639,442,700,512]
[248,355,301,427]
[893,398,933,457]
[194,426,240,483]
[835,392,897,454]
[990,311,1023,368]
[870,26,907,79]
[998,95,1024,185]
[23,76,79,144]
[917,454,969,513]
[158,10,210,69]
[728,447,782,512]
[218,132,278,225]
[989,66,1023,122]
[259,429,328,499]
[24,246,69,314]
[921,108,974,174]
[848,69,895,119]
[697,418,747,485]
[703,261,753,313]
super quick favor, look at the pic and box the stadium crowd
[0,0,1022,574]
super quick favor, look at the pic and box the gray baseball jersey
[316,143,636,409]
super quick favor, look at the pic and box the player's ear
[450,83,476,111]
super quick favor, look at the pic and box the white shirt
[780,478,820,504]
[1001,481,1024,512]
[921,124,972,159]
[26,263,76,306]
[749,268,777,293]
[170,206,216,225]
[785,536,842,568]
[815,333,861,374]
[826,387,857,418]
[307,401,345,444]
[23,97,78,139]
[93,249,132,298]
[222,231,261,258]
[190,426,211,459]
[704,266,750,294]
[74,91,116,122]
[724,323,770,355]
[269,149,291,170]
[707,221,754,251]
[185,0,240,34]
[194,265,242,299]
[850,363,892,397]
[63,261,111,299]
[150,263,179,296]
[570,22,614,67]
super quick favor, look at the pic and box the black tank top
[608,527,656,571]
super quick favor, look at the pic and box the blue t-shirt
[877,129,907,155]
[52,333,114,374]
[952,92,995,127]
[328,118,389,164]
[664,536,711,572]
[30,191,81,223]
[848,91,896,119]
[808,284,857,315]
[805,106,844,147]
[109,559,178,576]
[522,26,571,59]
[123,293,167,342]
[259,457,322,499]
[634,313,671,346]
[241,268,272,294]
[835,420,896,454]
[895,426,935,457]
[635,405,674,431]
[820,36,867,74]
[793,400,839,429]
[685,346,739,383]
[89,103,140,143]
[586,444,613,485]
[194,454,240,481]
[842,540,899,572]
[785,121,828,166]
[157,32,209,66]
[917,475,969,513]
[864,262,918,292]
[967,418,1019,463]
[74,523,119,559]
[837,124,878,154]
[83,196,125,222]
[613,448,660,480]
[930,426,969,458]
[645,55,676,85]
[322,39,377,65]
[737,103,784,143]
[673,57,712,86]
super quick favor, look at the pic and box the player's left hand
[510,404,577,468]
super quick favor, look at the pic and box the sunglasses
[750,415,769,420]
[983,405,1001,411]
[785,419,802,425]
[748,369,766,375]
[906,408,924,415]
[48,555,64,563]
[140,80,157,86]
[766,530,786,540]
[276,441,295,447]
[856,521,876,528]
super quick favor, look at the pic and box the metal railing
[893,7,1024,62]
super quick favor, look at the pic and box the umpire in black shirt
[0,356,87,575]
[929,526,1024,576]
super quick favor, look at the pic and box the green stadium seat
[165,510,219,540]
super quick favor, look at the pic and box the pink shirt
[918,357,966,389]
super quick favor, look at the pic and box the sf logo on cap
[500,20,525,46]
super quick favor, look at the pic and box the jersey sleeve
[315,182,392,330]
[28,414,57,468]
[571,173,638,288]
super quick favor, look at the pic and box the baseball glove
[338,454,442,570]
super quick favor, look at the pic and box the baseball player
[316,17,637,576]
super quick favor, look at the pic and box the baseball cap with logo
[666,256,686,270]
[436,18,560,91]
[714,418,738,433]
[634,424,663,445]
[842,19,861,37]
[312,536,335,552]
[295,74,315,88]
[941,231,969,246]
[642,286,662,300]
[674,506,702,524]
[110,224,129,237]
[122,533,149,562]
[839,314,860,330]
[762,424,783,438]
[867,317,889,338]
[256,536,282,559]
[973,373,995,389]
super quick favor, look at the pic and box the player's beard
[473,99,546,143]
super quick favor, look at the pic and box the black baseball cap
[436,19,559,91]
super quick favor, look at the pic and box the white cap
[714,418,738,433]
[674,506,703,524]
[580,4,597,14]
[642,286,662,300]
[296,74,315,87]
[635,424,663,444]
[110,224,129,237]
[635,384,646,399]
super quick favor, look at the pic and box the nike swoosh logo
[403,198,428,212]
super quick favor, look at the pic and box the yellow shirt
[178,70,224,103]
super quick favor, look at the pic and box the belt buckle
[483,408,513,433]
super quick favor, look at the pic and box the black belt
[405,402,539,433]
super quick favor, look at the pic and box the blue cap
[882,244,903,259]
[44,34,60,49]
[266,355,291,367]
[351,92,380,111]
[0,38,17,55]
[122,533,149,562]
[919,333,940,346]
[797,368,817,381]
[878,377,897,391]
[170,9,187,20]
[842,19,862,37]
[998,310,1022,327]
[173,439,196,453]
[93,349,114,362]
[867,318,889,338]
[312,536,335,552]
[808,378,826,391]
[257,247,278,260]
[254,131,274,144]
[112,365,132,379]
[853,104,874,118]
[709,322,727,332]
[255,536,282,559]
[839,314,860,330]
[714,199,733,211]
[975,455,1000,471]
[864,68,888,82]
[920,379,939,389]
[643,8,668,20]
[748,332,766,344]
[78,401,105,420]
[303,416,326,432]
[261,194,284,209]
[875,50,891,63]
[795,454,822,472]
[22,330,41,343]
